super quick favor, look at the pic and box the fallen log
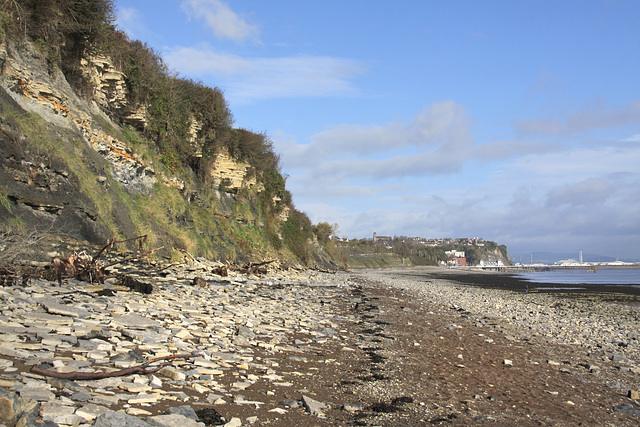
[30,353,195,380]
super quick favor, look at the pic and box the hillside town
[335,233,510,269]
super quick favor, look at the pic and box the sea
[515,268,640,289]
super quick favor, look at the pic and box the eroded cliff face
[209,149,259,192]
[1,42,159,193]
[0,40,272,196]
[0,40,281,260]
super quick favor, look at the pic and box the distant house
[478,259,504,267]
[373,232,392,242]
[445,250,466,258]
[447,257,467,267]
[454,257,467,267]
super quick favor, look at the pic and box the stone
[233,335,251,347]
[119,383,153,393]
[0,393,18,424]
[223,417,242,427]
[128,393,160,404]
[147,413,205,427]
[164,405,198,420]
[280,398,300,408]
[37,299,91,318]
[611,354,629,363]
[127,408,153,416]
[112,314,162,329]
[149,375,163,389]
[342,403,363,412]
[75,403,110,422]
[175,329,193,339]
[614,403,640,416]
[120,328,169,343]
[40,402,78,424]
[18,388,56,401]
[237,326,256,339]
[157,367,186,381]
[302,395,328,416]
[93,410,154,426]
[0,345,32,359]
[629,389,640,400]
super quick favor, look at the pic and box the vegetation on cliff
[0,0,337,268]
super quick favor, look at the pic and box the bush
[0,223,53,270]
[281,209,313,264]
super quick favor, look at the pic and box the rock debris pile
[0,260,355,426]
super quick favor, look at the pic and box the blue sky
[114,0,640,259]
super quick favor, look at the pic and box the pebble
[0,260,355,425]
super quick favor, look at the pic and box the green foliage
[281,209,313,264]
[313,222,335,244]
[1,0,115,64]
[0,187,11,212]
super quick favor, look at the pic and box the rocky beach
[0,264,639,426]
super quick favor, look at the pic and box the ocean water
[516,268,640,286]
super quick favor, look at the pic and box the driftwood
[50,236,159,284]
[30,353,195,380]
[193,276,207,287]
[211,265,228,277]
[231,260,276,276]
[117,275,153,294]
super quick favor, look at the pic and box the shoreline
[353,268,640,365]
[361,265,640,297]
[340,268,640,425]
[0,264,638,425]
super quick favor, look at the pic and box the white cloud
[164,46,366,102]
[311,101,469,156]
[492,143,640,188]
[544,177,613,208]
[324,170,640,257]
[165,47,250,74]
[513,99,640,136]
[181,0,260,43]
[473,139,560,160]
[276,101,472,179]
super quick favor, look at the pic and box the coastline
[362,266,640,297]
[355,267,640,364]
[0,264,638,425]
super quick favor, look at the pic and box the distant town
[335,233,639,269]
[335,233,509,269]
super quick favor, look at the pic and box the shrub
[281,209,313,264]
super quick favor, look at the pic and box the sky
[113,0,640,260]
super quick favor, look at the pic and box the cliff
[0,2,338,268]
